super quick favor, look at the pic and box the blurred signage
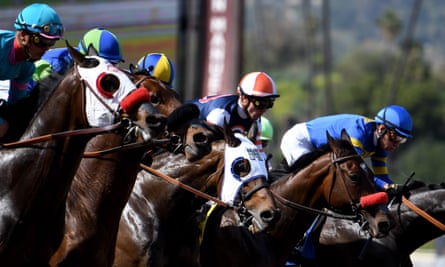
[201,0,242,96]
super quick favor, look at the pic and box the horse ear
[87,44,99,57]
[340,129,352,144]
[247,121,258,144]
[129,64,138,74]
[166,103,200,132]
[224,119,240,147]
[66,40,85,65]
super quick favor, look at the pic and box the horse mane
[288,144,331,172]
[0,71,66,142]
[34,71,66,107]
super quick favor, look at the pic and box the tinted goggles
[31,34,57,48]
[248,97,274,109]
[388,129,407,144]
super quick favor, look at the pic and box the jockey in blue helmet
[32,27,123,84]
[281,104,413,191]
[137,53,175,88]
[78,28,124,64]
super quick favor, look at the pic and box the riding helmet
[137,53,175,87]
[14,3,64,39]
[260,117,274,141]
[238,72,280,98]
[374,105,413,138]
[78,27,124,64]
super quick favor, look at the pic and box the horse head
[325,129,392,238]
[127,65,182,116]
[219,121,280,232]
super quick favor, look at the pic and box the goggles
[248,97,274,110]
[18,22,64,38]
[388,129,407,144]
[31,34,57,48]
[35,22,64,38]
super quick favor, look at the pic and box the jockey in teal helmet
[137,53,175,88]
[0,3,63,139]
[14,3,64,41]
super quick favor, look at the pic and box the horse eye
[193,132,208,145]
[349,174,360,183]
[233,159,251,177]
[150,94,160,105]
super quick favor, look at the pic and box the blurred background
[1,1,444,264]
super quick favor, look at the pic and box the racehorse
[113,120,280,267]
[0,43,155,266]
[306,181,445,267]
[49,69,182,267]
[199,130,392,267]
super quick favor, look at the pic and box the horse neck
[390,188,445,254]
[267,152,333,260]
[273,152,332,207]
[22,71,88,141]
[174,142,225,200]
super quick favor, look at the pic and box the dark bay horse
[0,44,155,266]
[306,182,445,267]
[113,121,280,267]
[199,130,392,267]
[49,70,182,267]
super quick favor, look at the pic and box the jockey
[32,27,124,84]
[260,116,274,148]
[186,71,279,154]
[0,3,63,138]
[260,116,274,171]
[281,104,413,267]
[137,52,175,89]
[280,105,413,191]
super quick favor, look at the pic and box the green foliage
[391,138,445,183]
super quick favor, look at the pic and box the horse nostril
[378,221,391,236]
[260,209,280,223]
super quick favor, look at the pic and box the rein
[0,122,124,149]
[83,138,170,157]
[139,163,236,210]
[401,195,445,231]
[272,192,359,220]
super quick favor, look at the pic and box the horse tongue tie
[120,87,151,113]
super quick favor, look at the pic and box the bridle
[0,66,138,149]
[272,152,366,221]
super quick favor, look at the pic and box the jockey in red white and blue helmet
[280,104,413,191]
[137,53,175,88]
[186,71,279,152]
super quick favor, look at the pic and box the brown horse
[49,69,182,267]
[113,121,280,267]
[306,181,444,267]
[0,44,155,266]
[199,130,392,267]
